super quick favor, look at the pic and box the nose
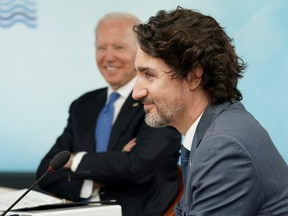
[132,77,149,101]
[103,48,117,62]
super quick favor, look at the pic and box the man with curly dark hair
[132,6,288,215]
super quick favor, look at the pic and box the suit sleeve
[37,97,181,201]
[75,122,180,185]
[186,134,262,215]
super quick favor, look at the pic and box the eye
[96,46,106,51]
[115,46,125,50]
[145,72,154,80]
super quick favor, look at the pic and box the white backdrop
[0,0,287,171]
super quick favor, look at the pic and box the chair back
[163,165,184,216]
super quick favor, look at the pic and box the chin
[145,113,165,128]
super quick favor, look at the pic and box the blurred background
[0,0,287,172]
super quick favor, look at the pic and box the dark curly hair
[133,6,246,104]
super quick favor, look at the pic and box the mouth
[143,101,155,112]
[105,66,119,71]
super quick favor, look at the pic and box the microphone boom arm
[1,169,50,216]
[1,151,70,216]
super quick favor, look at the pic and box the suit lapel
[190,101,232,158]
[183,101,233,211]
[108,92,141,151]
[83,89,107,152]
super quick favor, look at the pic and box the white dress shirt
[182,113,203,151]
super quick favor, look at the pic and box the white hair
[95,12,141,31]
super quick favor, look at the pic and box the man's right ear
[187,65,203,91]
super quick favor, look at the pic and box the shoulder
[68,87,107,111]
[75,88,107,102]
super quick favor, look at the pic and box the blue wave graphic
[0,0,35,6]
[0,12,36,20]
[0,5,36,13]
[0,0,37,28]
[0,18,36,28]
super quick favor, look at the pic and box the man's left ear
[187,65,203,90]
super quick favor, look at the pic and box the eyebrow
[135,66,152,73]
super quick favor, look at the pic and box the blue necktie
[181,144,190,188]
[95,92,120,152]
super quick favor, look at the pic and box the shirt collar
[182,113,203,151]
[107,77,136,100]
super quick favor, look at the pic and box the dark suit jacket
[176,101,288,216]
[37,88,181,216]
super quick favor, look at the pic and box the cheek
[159,83,180,102]
[120,49,136,63]
[96,54,102,65]
[122,56,136,67]
[150,87,169,105]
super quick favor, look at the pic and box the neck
[173,91,209,135]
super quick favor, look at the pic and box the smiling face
[96,19,138,90]
[132,47,188,128]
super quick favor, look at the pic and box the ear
[187,65,203,91]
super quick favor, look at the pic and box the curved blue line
[0,5,36,13]
[0,19,36,28]
[0,12,36,20]
[0,0,35,7]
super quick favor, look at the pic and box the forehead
[97,20,134,36]
[135,48,172,73]
[96,19,136,43]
